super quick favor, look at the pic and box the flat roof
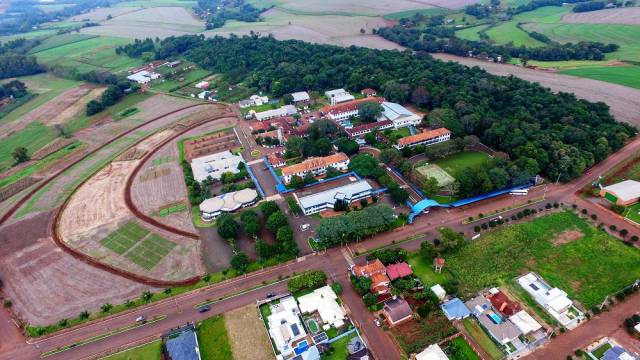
[298,180,372,209]
[190,150,243,182]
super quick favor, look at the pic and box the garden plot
[415,163,456,187]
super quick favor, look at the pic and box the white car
[374,318,381,327]
[300,224,310,231]
[135,316,146,323]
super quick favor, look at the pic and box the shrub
[581,209,588,215]
[288,270,327,293]
[3,299,12,308]
[474,225,481,233]
[331,282,343,295]
[620,229,629,237]
[609,225,617,231]
[591,214,597,220]
[545,203,552,209]
[631,235,639,242]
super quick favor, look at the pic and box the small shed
[430,284,446,301]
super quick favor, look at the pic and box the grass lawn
[125,234,176,270]
[560,65,640,89]
[324,334,358,360]
[485,21,546,48]
[514,6,570,23]
[101,340,162,360]
[197,316,233,360]
[448,336,481,360]
[386,127,411,142]
[455,24,490,41]
[462,318,504,360]
[152,68,212,93]
[623,202,640,224]
[446,211,640,308]
[591,343,613,359]
[0,122,58,172]
[433,151,490,179]
[407,252,451,287]
[100,221,150,255]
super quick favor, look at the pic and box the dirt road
[432,53,640,126]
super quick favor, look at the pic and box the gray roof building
[465,296,521,345]
[296,180,372,215]
[164,325,201,360]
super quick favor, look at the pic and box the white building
[253,105,297,121]
[199,188,258,221]
[416,344,449,360]
[509,310,542,336]
[325,89,355,105]
[295,180,372,216]
[190,150,244,183]
[517,272,585,329]
[322,98,384,123]
[297,285,346,329]
[267,297,308,359]
[126,70,160,84]
[379,102,422,129]
[291,91,310,103]
[394,128,451,150]
[430,284,447,301]
[280,153,350,184]
[239,94,269,108]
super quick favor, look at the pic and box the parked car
[374,318,381,327]
[135,316,146,323]
[266,292,276,298]
[198,305,211,313]
[300,224,310,231]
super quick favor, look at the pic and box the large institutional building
[190,150,244,183]
[295,180,373,215]
[394,128,451,150]
[280,153,350,184]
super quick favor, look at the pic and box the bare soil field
[47,87,106,126]
[70,6,143,21]
[183,129,239,162]
[0,211,154,326]
[267,0,432,16]
[224,305,273,360]
[562,7,640,25]
[0,84,95,140]
[432,53,640,126]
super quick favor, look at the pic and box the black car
[198,305,211,313]
[266,292,276,298]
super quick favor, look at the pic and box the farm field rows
[445,211,640,308]
[561,7,640,25]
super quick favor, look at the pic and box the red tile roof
[488,291,522,316]
[386,262,413,280]
[397,128,451,147]
[281,152,349,177]
[352,259,386,277]
[322,97,384,116]
[434,257,445,267]
[361,88,377,95]
[345,120,393,136]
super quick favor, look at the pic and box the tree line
[133,34,634,182]
[194,0,265,29]
[0,80,27,101]
[0,39,44,79]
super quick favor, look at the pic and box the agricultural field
[445,211,640,308]
[485,21,545,47]
[102,340,162,360]
[28,33,98,54]
[0,122,58,172]
[561,7,640,25]
[197,316,233,360]
[560,64,640,89]
[455,24,489,41]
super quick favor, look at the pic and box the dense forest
[137,34,634,182]
[377,15,618,61]
[0,0,119,35]
[194,0,265,29]
[0,80,27,101]
[0,38,44,79]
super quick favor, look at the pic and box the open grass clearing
[446,211,640,308]
[485,21,546,48]
[560,65,640,89]
[407,252,452,287]
[514,5,570,23]
[101,340,162,360]
[448,336,481,360]
[462,318,503,360]
[197,315,233,360]
[433,151,491,178]
[455,24,490,41]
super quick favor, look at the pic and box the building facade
[280,153,350,184]
[295,180,372,215]
[394,128,451,150]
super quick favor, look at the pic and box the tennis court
[414,163,456,187]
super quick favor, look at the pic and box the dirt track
[432,53,640,126]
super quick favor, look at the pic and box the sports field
[623,202,640,224]
[415,163,456,187]
[446,211,640,308]
[433,151,490,178]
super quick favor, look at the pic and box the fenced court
[414,163,456,187]
[623,202,640,224]
[125,234,176,270]
[100,221,150,255]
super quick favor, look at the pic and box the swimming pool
[488,312,502,324]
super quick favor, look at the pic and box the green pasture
[514,6,569,23]
[485,21,545,48]
[433,151,490,178]
[100,221,150,255]
[28,33,97,54]
[407,252,451,287]
[197,316,233,360]
[102,340,162,360]
[0,122,58,172]
[383,8,452,21]
[125,234,176,270]
[560,65,640,89]
[455,25,489,41]
[115,0,197,8]
[152,68,212,93]
[446,211,640,308]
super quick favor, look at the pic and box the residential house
[416,344,449,360]
[162,324,202,360]
[322,97,384,123]
[351,259,390,294]
[266,297,314,359]
[378,102,422,129]
[347,337,371,360]
[280,152,350,184]
[253,105,297,121]
[239,94,269,108]
[295,180,373,216]
[465,295,522,349]
[517,272,585,329]
[385,262,413,281]
[127,70,160,84]
[291,91,311,104]
[325,89,355,105]
[441,298,471,320]
[297,285,346,328]
[190,150,244,182]
[488,289,522,316]
[430,284,446,301]
[167,60,182,68]
[394,128,451,150]
[509,310,548,350]
[382,297,413,327]
[195,81,209,89]
[361,88,377,97]
[600,179,640,206]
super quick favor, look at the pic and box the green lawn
[407,252,451,287]
[623,202,640,224]
[462,318,504,360]
[485,21,546,48]
[560,65,640,89]
[324,334,359,360]
[101,340,162,360]
[125,234,176,270]
[591,343,613,359]
[197,316,233,360]
[455,25,490,41]
[448,336,481,360]
[446,211,640,308]
[433,151,490,179]
[0,122,58,172]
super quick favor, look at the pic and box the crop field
[251,0,432,16]
[100,221,150,255]
[455,24,489,41]
[415,163,456,187]
[446,211,640,308]
[560,65,640,89]
[125,234,177,270]
[115,0,197,8]
[561,7,640,25]
[485,21,545,47]
[433,151,490,178]
[28,33,97,54]
[0,122,58,172]
[34,36,145,73]
[514,5,570,23]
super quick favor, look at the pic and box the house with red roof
[488,290,522,316]
[361,88,377,97]
[351,259,390,294]
[385,262,413,281]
